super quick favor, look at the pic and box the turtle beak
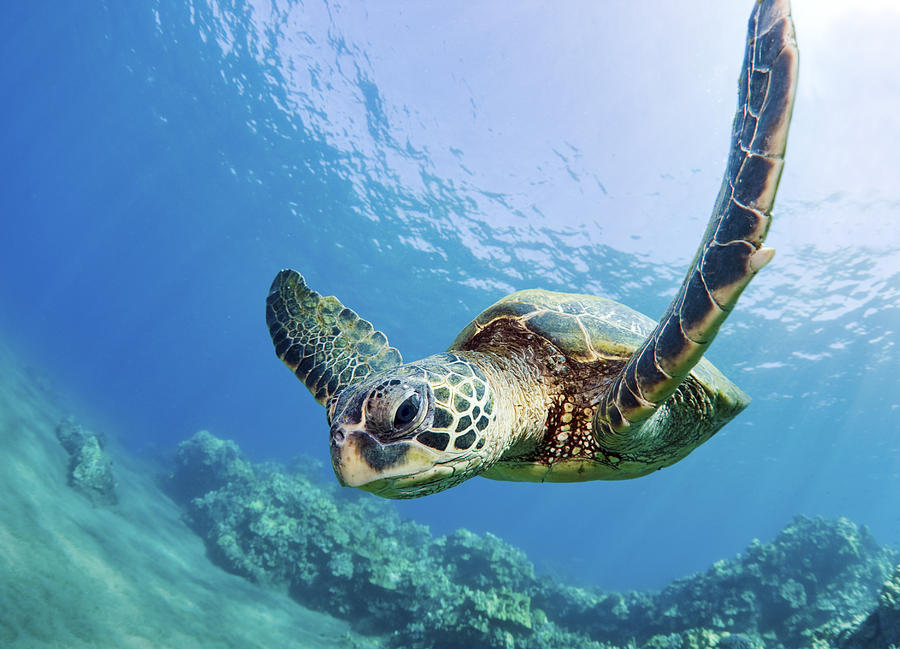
[329,426,437,491]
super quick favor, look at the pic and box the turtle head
[266,270,498,498]
[327,353,497,499]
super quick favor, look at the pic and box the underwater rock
[716,633,758,649]
[169,432,898,649]
[641,628,740,649]
[170,432,594,647]
[169,430,255,500]
[877,565,900,644]
[837,563,900,649]
[440,528,535,593]
[536,512,897,648]
[55,417,117,506]
[642,515,894,647]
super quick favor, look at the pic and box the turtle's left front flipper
[593,0,798,450]
[266,269,402,408]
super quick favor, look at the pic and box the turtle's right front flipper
[266,270,402,408]
[593,0,798,451]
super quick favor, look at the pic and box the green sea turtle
[266,0,798,499]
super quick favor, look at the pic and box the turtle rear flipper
[266,270,402,408]
[594,0,798,449]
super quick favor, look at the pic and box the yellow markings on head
[333,436,440,488]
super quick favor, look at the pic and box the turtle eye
[393,393,421,430]
[365,380,430,439]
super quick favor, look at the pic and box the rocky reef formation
[168,431,898,649]
[56,417,117,506]
[837,563,900,649]
[535,517,896,649]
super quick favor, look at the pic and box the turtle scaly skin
[265,0,798,499]
[267,270,401,406]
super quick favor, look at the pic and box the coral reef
[534,514,896,648]
[837,563,900,649]
[55,417,117,506]
[169,431,898,649]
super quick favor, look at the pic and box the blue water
[2,0,899,591]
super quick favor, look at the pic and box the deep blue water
[2,0,899,591]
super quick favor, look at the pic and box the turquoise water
[2,0,899,593]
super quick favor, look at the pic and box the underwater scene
[2,0,899,647]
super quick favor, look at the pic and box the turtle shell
[448,287,743,442]
[449,288,655,363]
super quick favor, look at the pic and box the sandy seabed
[0,340,370,649]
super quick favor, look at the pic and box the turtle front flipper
[266,269,402,407]
[593,0,798,450]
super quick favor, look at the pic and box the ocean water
[1,0,899,597]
